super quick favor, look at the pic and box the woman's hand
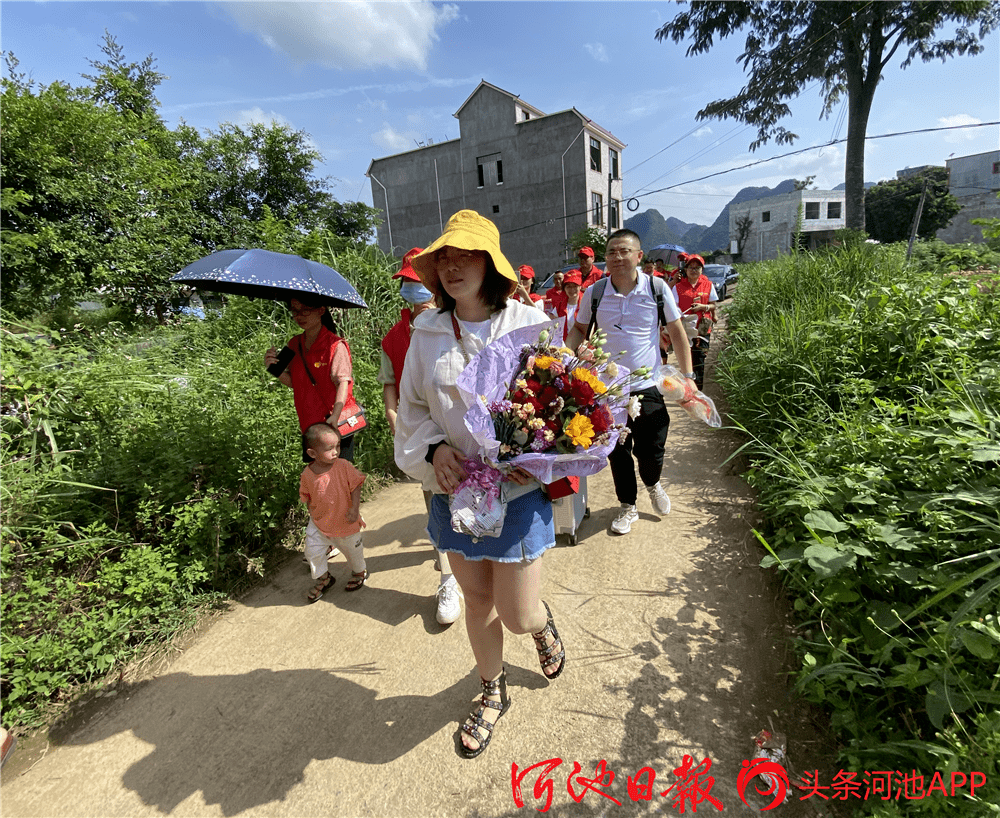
[432,443,468,493]
[506,467,534,486]
[264,347,279,368]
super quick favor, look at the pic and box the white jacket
[394,301,550,495]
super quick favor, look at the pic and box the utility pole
[906,178,929,261]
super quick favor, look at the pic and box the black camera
[267,346,295,377]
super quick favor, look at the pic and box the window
[590,137,601,172]
[492,205,500,214]
[827,201,842,219]
[762,211,771,223]
[609,198,620,229]
[805,201,820,219]
[476,153,503,188]
[993,161,1000,174]
[609,148,619,180]
[523,110,531,121]
[591,192,603,226]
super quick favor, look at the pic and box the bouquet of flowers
[457,320,649,487]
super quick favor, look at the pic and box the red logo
[737,758,790,811]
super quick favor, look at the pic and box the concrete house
[729,190,847,262]
[936,149,1000,244]
[366,81,626,275]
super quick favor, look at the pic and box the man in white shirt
[566,229,695,536]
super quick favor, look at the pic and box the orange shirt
[300,460,366,538]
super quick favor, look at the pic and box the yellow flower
[565,413,595,448]
[533,355,558,370]
[570,367,607,395]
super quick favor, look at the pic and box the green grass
[719,240,1000,815]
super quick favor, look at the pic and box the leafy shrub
[909,238,1000,273]
[1,247,405,726]
[719,243,1000,812]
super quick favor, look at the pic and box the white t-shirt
[574,274,681,391]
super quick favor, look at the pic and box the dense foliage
[1,37,380,321]
[0,245,403,728]
[865,168,962,244]
[719,241,999,814]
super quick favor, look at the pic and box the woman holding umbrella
[264,295,361,464]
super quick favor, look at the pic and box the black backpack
[586,275,670,339]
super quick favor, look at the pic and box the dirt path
[1,317,838,817]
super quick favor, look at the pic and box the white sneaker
[435,578,461,625]
[647,482,671,516]
[611,504,639,535]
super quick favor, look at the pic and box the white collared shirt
[575,273,681,390]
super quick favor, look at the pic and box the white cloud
[692,126,712,138]
[939,114,982,143]
[372,124,413,152]
[235,107,293,129]
[584,43,609,63]
[220,1,459,71]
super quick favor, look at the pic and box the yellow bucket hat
[410,210,518,296]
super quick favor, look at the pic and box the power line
[498,120,999,237]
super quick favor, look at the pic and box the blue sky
[4,1,998,227]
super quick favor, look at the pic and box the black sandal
[306,573,334,603]
[458,668,511,759]
[345,569,369,592]
[532,601,566,680]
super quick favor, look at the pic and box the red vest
[380,308,413,388]
[580,267,604,291]
[674,276,715,334]
[289,326,357,433]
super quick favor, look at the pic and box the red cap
[684,254,705,268]
[518,264,535,279]
[393,247,424,281]
[562,271,582,286]
[577,246,595,258]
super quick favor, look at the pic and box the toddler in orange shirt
[300,423,368,601]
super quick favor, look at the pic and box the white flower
[605,361,619,378]
[627,395,641,419]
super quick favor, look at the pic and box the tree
[734,212,752,257]
[563,225,607,262]
[864,167,961,243]
[1,51,202,320]
[2,37,379,321]
[655,2,1000,232]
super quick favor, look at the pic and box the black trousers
[608,387,670,506]
[691,337,710,390]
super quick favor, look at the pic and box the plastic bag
[654,364,722,427]
[449,459,508,540]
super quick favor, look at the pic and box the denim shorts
[428,488,554,564]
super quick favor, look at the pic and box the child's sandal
[345,569,369,592]
[306,573,334,603]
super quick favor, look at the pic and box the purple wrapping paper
[455,320,626,485]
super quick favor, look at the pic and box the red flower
[589,406,613,435]
[570,379,596,407]
[525,397,544,415]
[525,377,542,395]
[538,385,560,408]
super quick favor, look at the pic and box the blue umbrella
[171,249,367,309]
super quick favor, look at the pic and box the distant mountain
[624,209,706,251]
[665,217,710,247]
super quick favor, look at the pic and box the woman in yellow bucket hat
[394,210,567,758]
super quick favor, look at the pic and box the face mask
[400,282,434,305]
